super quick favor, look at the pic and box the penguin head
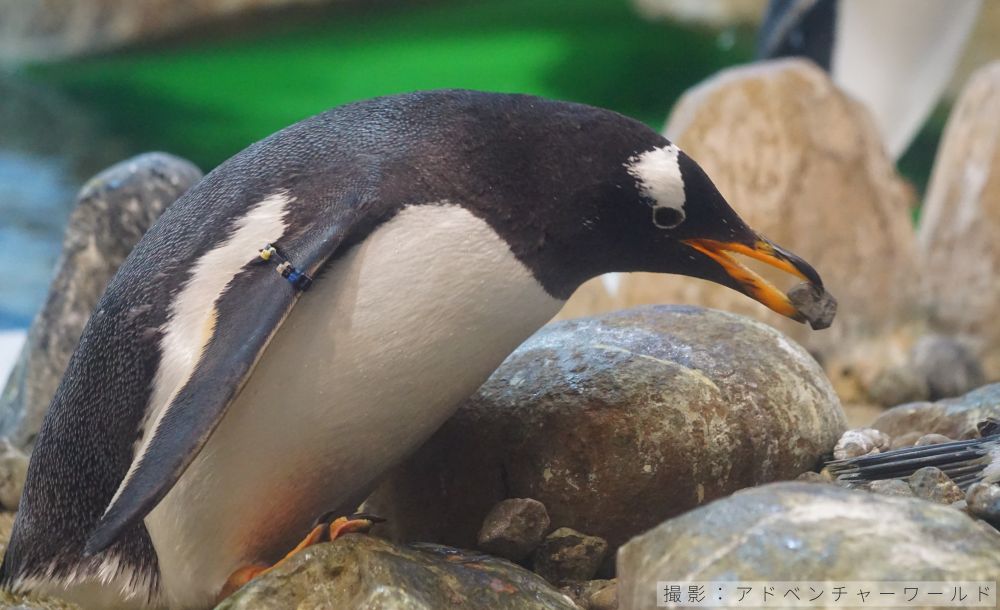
[546,130,826,324]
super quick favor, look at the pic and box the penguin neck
[440,199,608,301]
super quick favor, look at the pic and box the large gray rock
[215,535,578,610]
[0,153,201,449]
[367,306,845,553]
[558,60,920,404]
[918,61,1000,382]
[871,383,1000,440]
[618,482,1000,610]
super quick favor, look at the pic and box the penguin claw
[217,514,380,602]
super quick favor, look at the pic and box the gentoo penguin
[1,90,831,609]
[758,0,982,159]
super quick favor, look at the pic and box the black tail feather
[826,433,1000,491]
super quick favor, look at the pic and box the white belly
[145,204,563,608]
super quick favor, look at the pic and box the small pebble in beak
[787,282,837,330]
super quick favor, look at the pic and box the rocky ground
[2,58,1000,610]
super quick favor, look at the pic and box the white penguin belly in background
[145,203,564,608]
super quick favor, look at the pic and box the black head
[586,136,825,322]
[445,93,827,324]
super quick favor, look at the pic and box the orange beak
[681,237,822,322]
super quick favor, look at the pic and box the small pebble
[787,282,837,330]
[560,579,617,610]
[833,428,891,460]
[534,527,608,584]
[868,479,914,498]
[966,482,1000,524]
[589,581,618,610]
[477,498,551,562]
[796,471,831,484]
[890,431,923,449]
[908,467,964,505]
[915,433,952,447]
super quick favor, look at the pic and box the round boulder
[367,306,845,552]
[872,383,1000,440]
[618,482,1000,609]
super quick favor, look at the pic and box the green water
[28,0,756,170]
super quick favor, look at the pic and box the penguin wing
[84,211,364,555]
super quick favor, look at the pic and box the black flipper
[84,217,362,555]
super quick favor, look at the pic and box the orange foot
[217,513,380,601]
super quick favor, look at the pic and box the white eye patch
[625,143,687,229]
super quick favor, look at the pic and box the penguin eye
[653,206,685,229]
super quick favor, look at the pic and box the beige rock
[630,0,766,26]
[0,0,331,63]
[891,431,923,449]
[795,471,831,484]
[918,61,1000,380]
[915,433,953,446]
[560,60,919,375]
[832,428,891,460]
[868,479,914,498]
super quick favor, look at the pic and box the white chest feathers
[145,203,564,608]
